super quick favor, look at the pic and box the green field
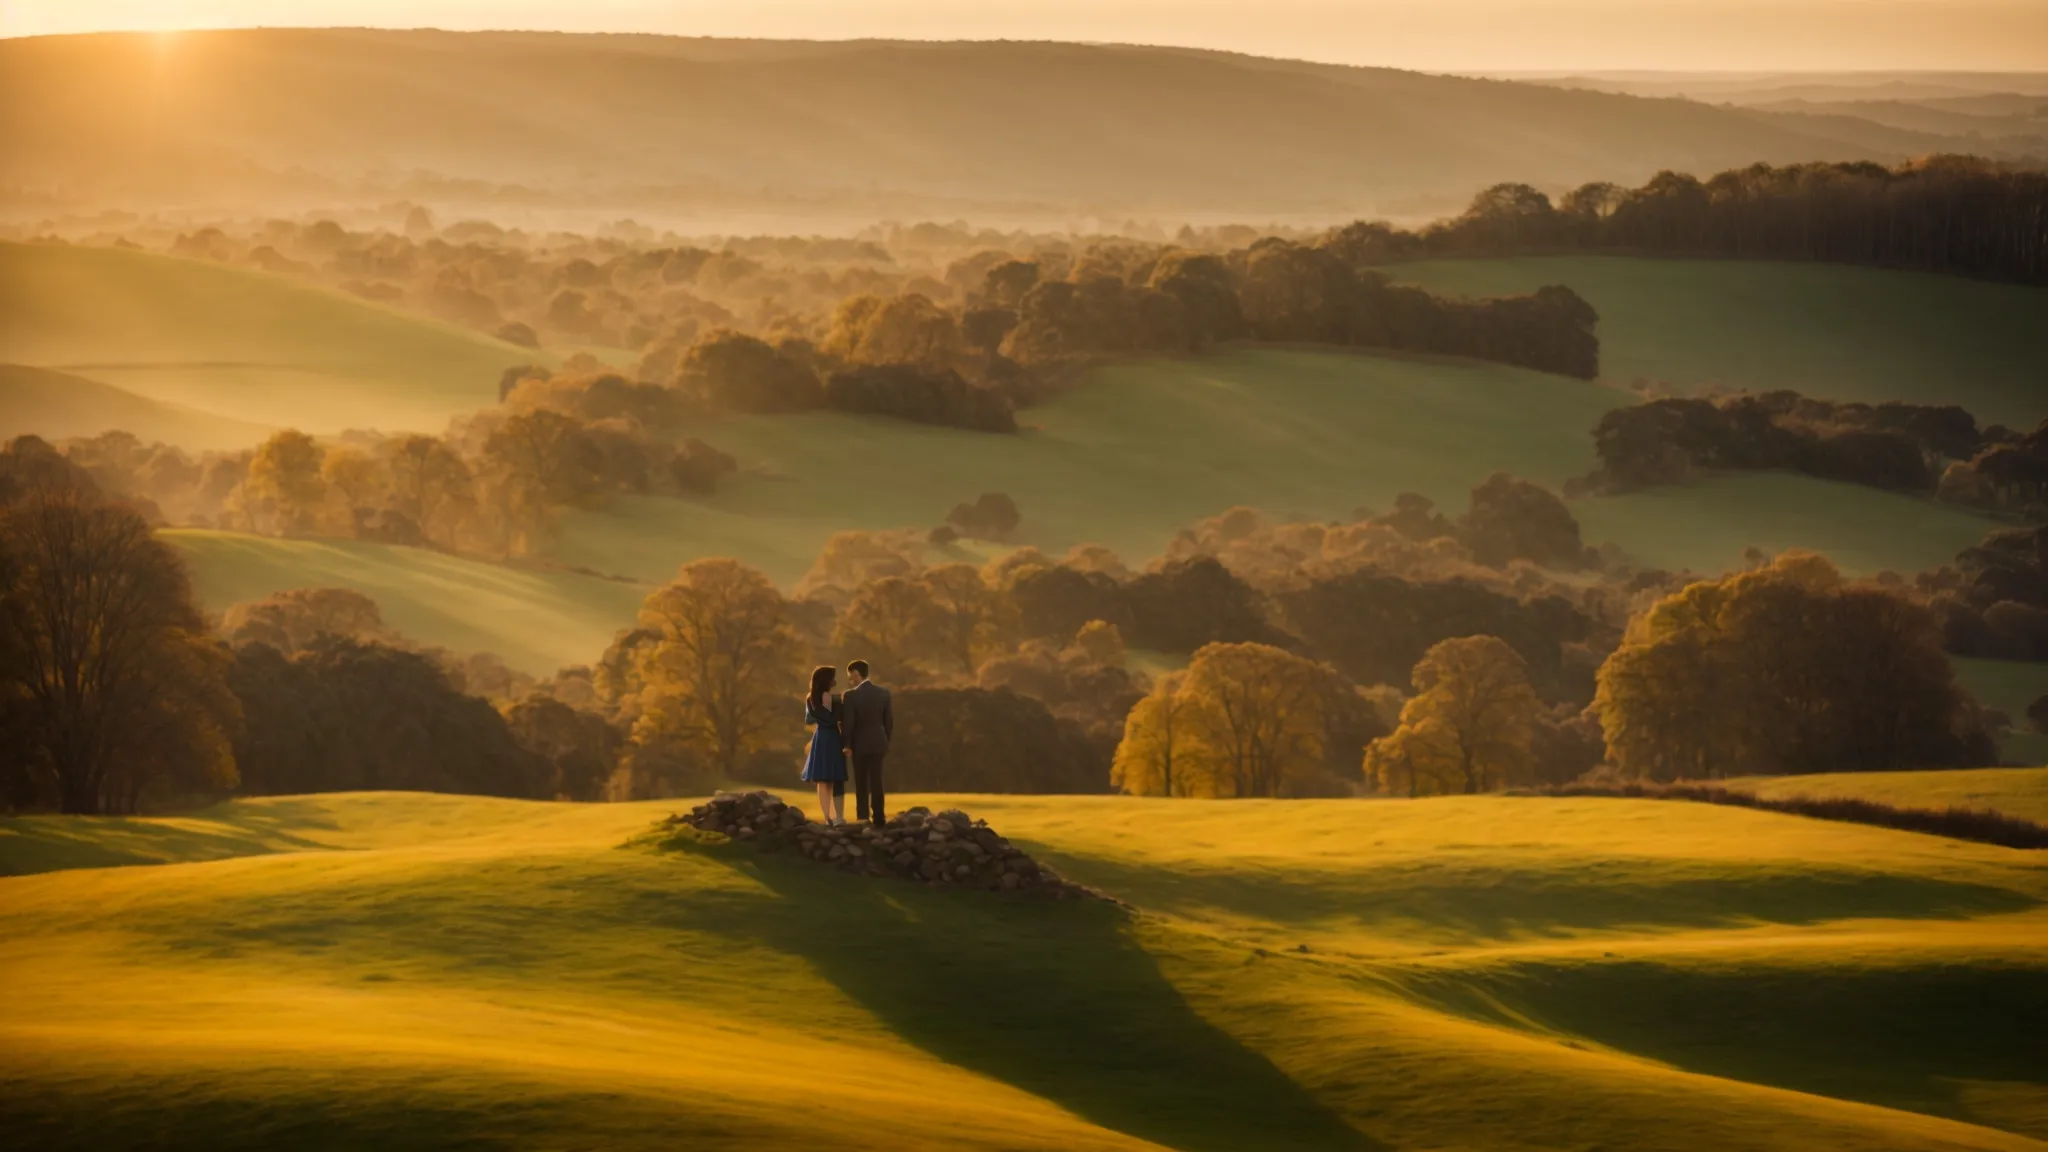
[1391,257,2048,430]
[0,241,535,437]
[2,790,2042,1149]
[1725,767,2048,825]
[166,529,646,674]
[557,347,2002,587]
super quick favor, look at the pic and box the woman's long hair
[807,665,836,713]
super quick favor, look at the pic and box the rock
[673,790,1105,902]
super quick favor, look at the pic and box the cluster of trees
[1596,553,1994,779]
[1337,157,2048,285]
[19,372,739,559]
[1577,391,1991,496]
[1938,419,2048,519]
[1918,525,2048,661]
[0,451,631,813]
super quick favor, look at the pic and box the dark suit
[839,680,893,822]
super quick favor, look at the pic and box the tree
[227,639,545,797]
[1595,553,1989,779]
[221,587,390,653]
[1372,635,1542,795]
[382,434,475,547]
[502,694,623,801]
[834,575,938,679]
[919,563,1009,676]
[236,429,327,535]
[946,493,1022,541]
[676,329,821,413]
[1110,671,1196,796]
[1458,473,1588,569]
[0,492,238,813]
[630,559,806,778]
[1175,642,1331,798]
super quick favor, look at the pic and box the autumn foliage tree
[1363,635,1542,796]
[0,490,239,813]
[1170,642,1332,798]
[1595,553,1991,780]
[628,558,807,779]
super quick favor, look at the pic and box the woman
[800,665,849,825]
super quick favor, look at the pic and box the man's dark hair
[847,659,870,679]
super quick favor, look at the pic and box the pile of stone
[672,790,1099,899]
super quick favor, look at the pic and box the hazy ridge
[0,28,1951,222]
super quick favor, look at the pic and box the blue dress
[801,695,848,783]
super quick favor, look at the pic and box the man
[838,658,893,827]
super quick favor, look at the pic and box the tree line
[0,448,2006,814]
[1333,156,2048,285]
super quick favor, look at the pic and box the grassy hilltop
[2,785,2044,1150]
[0,241,535,438]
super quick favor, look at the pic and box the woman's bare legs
[815,781,839,824]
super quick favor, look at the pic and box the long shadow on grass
[1395,959,2048,1141]
[0,804,338,877]
[658,839,1378,1152]
[1032,850,2037,944]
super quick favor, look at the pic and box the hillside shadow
[655,841,1378,1152]
[1401,959,2048,1141]
[0,804,336,877]
[1032,850,2038,944]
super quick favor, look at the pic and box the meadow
[165,529,646,674]
[1390,256,2048,430]
[554,347,2002,587]
[1723,766,2048,825]
[0,241,536,436]
[2,786,2043,1150]
[6,245,2028,682]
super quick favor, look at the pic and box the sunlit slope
[554,347,1999,586]
[0,242,534,436]
[0,364,273,452]
[165,529,645,674]
[1390,257,2048,428]
[3,793,2043,1150]
[1724,767,2048,824]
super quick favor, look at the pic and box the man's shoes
[871,816,887,828]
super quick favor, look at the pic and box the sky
[2,1,2044,72]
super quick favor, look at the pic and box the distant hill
[0,364,271,452]
[0,242,536,436]
[0,28,1946,221]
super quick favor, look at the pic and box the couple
[801,659,893,827]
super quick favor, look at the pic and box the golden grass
[3,791,2042,1150]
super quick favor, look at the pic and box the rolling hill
[1724,767,2048,824]
[2,791,2042,1149]
[551,346,2003,587]
[0,363,272,452]
[156,345,2005,676]
[0,241,536,438]
[165,530,646,675]
[1390,257,2048,429]
[0,29,1920,220]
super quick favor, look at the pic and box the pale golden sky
[2,1,2044,71]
